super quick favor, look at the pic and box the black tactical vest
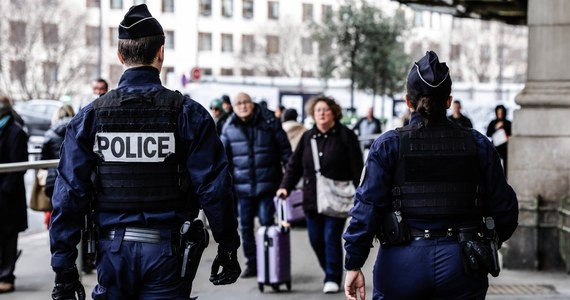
[92,89,188,212]
[392,122,484,218]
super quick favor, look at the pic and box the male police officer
[49,5,241,299]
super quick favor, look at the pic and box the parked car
[13,99,63,137]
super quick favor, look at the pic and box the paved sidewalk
[2,228,569,300]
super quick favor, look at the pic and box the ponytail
[415,96,447,121]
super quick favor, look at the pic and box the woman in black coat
[0,96,28,293]
[277,95,363,294]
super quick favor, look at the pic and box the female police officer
[49,5,240,300]
[343,51,518,300]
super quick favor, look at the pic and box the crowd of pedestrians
[0,4,519,300]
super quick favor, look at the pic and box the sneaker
[240,265,257,278]
[323,281,339,294]
[0,282,14,294]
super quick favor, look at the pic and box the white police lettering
[93,132,175,162]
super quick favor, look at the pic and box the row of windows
[86,0,174,12]
[198,33,315,55]
[8,60,59,84]
[200,0,332,22]
[8,21,59,45]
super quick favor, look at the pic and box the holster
[377,210,410,248]
[179,219,209,282]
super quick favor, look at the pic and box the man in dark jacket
[220,92,292,278]
[448,100,473,128]
[0,95,29,294]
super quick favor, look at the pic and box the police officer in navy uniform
[49,5,241,300]
[343,51,519,300]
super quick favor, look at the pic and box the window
[414,11,424,27]
[301,70,314,77]
[241,34,255,53]
[43,23,58,45]
[321,4,332,22]
[10,21,26,45]
[110,0,123,9]
[162,0,174,12]
[241,68,254,76]
[221,34,233,52]
[222,0,233,18]
[266,69,279,77]
[268,1,279,20]
[86,26,99,47]
[302,3,313,22]
[451,44,461,60]
[109,28,118,46]
[86,63,99,80]
[86,0,100,7]
[480,45,491,61]
[243,0,254,19]
[133,0,145,4]
[198,32,212,51]
[266,35,279,54]
[202,68,212,75]
[301,37,312,55]
[200,0,212,16]
[165,30,175,49]
[43,62,58,84]
[109,64,123,86]
[221,68,234,76]
[10,60,26,83]
[318,38,331,55]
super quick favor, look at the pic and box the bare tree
[0,0,89,100]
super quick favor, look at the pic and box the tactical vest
[92,89,188,212]
[392,122,484,218]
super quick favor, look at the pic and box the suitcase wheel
[271,284,280,292]
[258,283,264,292]
[286,281,291,291]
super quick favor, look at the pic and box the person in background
[275,105,285,120]
[221,94,233,115]
[281,108,306,151]
[277,95,363,294]
[353,107,382,149]
[210,98,228,135]
[448,100,473,128]
[0,95,29,294]
[49,5,241,299]
[343,51,518,300]
[91,78,109,97]
[486,104,512,177]
[220,92,292,278]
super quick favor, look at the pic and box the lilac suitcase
[273,189,305,223]
[256,201,291,292]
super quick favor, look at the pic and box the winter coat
[280,122,363,214]
[40,117,72,197]
[282,120,307,151]
[220,104,292,198]
[0,116,29,235]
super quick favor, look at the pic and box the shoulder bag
[310,138,354,218]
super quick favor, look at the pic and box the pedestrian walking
[277,95,363,294]
[353,107,382,149]
[343,51,519,300]
[486,104,512,177]
[220,92,292,278]
[49,5,241,300]
[0,95,29,294]
[210,98,229,135]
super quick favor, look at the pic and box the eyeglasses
[210,107,220,111]
[234,100,252,106]
[315,108,331,113]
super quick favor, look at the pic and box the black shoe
[240,265,257,278]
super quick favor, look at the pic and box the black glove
[52,266,86,300]
[460,240,495,278]
[209,246,241,285]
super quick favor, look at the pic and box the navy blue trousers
[306,213,346,285]
[373,237,488,300]
[237,196,275,267]
[92,229,190,300]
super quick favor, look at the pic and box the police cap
[407,51,452,98]
[119,4,164,39]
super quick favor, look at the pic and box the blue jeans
[237,196,275,267]
[306,213,346,284]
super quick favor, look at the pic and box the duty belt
[409,228,455,239]
[104,227,164,244]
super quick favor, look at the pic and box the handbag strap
[310,138,321,174]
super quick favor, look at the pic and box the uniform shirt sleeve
[179,99,240,251]
[50,109,98,269]
[472,130,518,244]
[343,131,400,270]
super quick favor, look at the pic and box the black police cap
[118,4,164,40]
[407,50,452,97]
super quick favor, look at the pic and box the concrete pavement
[2,225,570,300]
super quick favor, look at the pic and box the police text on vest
[93,132,175,162]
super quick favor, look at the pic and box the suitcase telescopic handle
[278,198,290,232]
